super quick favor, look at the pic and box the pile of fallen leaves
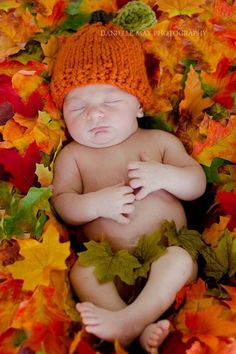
[0,1,236,353]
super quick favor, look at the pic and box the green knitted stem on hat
[113,1,157,33]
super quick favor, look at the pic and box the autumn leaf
[6,222,70,290]
[69,331,99,354]
[35,163,53,187]
[133,230,166,278]
[77,0,118,14]
[192,115,236,166]
[179,66,214,119]
[0,143,41,193]
[0,0,20,11]
[202,230,236,280]
[0,272,24,334]
[201,57,236,109]
[4,186,51,238]
[202,216,231,247]
[41,35,60,74]
[78,240,141,285]
[217,191,236,230]
[0,75,44,118]
[184,305,236,349]
[12,70,43,102]
[161,220,206,260]
[186,341,207,354]
[157,0,205,17]
[11,285,71,353]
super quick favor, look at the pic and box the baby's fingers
[129,178,143,189]
[135,187,149,200]
[116,214,131,224]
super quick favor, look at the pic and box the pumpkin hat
[50,10,153,110]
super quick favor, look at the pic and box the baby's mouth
[90,126,109,134]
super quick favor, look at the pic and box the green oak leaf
[78,240,141,285]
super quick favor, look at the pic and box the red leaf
[76,338,97,354]
[0,75,43,118]
[217,191,236,229]
[0,143,41,193]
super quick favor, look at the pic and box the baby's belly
[82,190,187,251]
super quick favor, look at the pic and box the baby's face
[63,84,143,148]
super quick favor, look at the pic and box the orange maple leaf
[202,216,231,247]
[179,66,213,119]
[157,0,205,17]
[221,285,236,312]
[12,285,71,353]
[183,305,236,350]
[78,0,118,14]
[192,115,236,166]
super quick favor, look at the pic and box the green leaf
[161,220,206,260]
[34,210,48,239]
[4,187,52,238]
[161,220,181,246]
[11,41,43,64]
[203,158,231,184]
[78,240,141,285]
[59,14,90,32]
[178,227,207,260]
[65,0,83,15]
[202,230,236,280]
[0,182,12,210]
[206,103,229,121]
[134,230,166,278]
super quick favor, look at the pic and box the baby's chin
[75,134,132,148]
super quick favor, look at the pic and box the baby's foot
[76,302,139,346]
[139,320,170,353]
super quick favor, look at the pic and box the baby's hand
[128,152,166,200]
[96,182,135,224]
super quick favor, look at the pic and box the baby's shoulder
[55,141,84,163]
[139,128,177,144]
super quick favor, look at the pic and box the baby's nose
[87,105,104,120]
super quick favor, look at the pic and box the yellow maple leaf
[157,0,205,17]
[179,66,214,119]
[0,0,20,11]
[142,20,186,74]
[6,223,70,291]
[203,216,231,247]
[12,71,43,102]
[41,35,60,74]
[35,163,53,187]
[182,20,236,72]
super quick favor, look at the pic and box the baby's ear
[137,105,144,118]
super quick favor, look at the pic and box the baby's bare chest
[77,145,162,193]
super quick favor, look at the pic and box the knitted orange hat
[50,11,153,110]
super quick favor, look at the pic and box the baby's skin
[52,84,206,352]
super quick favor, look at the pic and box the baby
[50,11,206,353]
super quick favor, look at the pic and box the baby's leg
[70,260,126,310]
[77,246,197,351]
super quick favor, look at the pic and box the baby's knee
[70,260,94,289]
[167,246,198,281]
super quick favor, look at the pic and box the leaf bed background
[0,0,236,353]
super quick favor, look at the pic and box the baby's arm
[51,144,135,225]
[128,131,206,201]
